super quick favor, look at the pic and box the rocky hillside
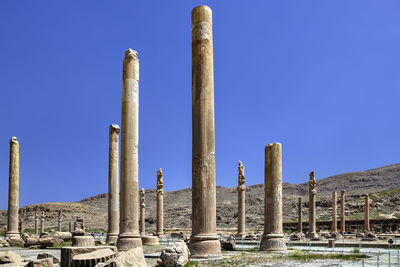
[1,163,399,232]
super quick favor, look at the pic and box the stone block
[61,246,117,267]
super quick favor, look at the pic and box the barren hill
[1,163,399,232]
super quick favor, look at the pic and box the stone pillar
[332,191,337,233]
[139,188,145,236]
[364,194,370,232]
[188,5,221,258]
[307,172,318,239]
[260,143,287,251]
[117,49,142,251]
[69,221,73,233]
[236,161,246,238]
[34,212,39,235]
[19,220,24,234]
[58,210,62,232]
[40,211,45,234]
[298,197,302,233]
[6,137,20,239]
[340,190,346,233]
[156,168,164,236]
[107,124,120,244]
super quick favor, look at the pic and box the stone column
[139,188,145,236]
[117,49,142,251]
[6,137,20,239]
[35,212,39,235]
[236,161,246,238]
[40,212,45,234]
[58,210,62,232]
[364,194,370,232]
[19,220,24,234]
[332,191,337,233]
[340,190,346,233]
[107,124,120,244]
[307,172,318,239]
[156,168,164,236]
[69,221,73,233]
[298,197,302,233]
[188,5,221,258]
[260,143,287,251]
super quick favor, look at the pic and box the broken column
[58,210,62,232]
[188,5,221,258]
[307,172,318,239]
[332,191,337,233]
[298,197,302,233]
[364,194,370,232]
[107,124,120,244]
[139,188,145,236]
[260,143,287,251]
[40,211,45,234]
[35,212,39,235]
[6,137,20,239]
[340,190,346,233]
[236,161,246,238]
[117,49,142,251]
[156,168,164,236]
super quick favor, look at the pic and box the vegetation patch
[273,249,369,261]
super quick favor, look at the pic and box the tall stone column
[58,210,62,232]
[107,124,120,244]
[332,191,337,233]
[298,197,302,233]
[139,188,145,236]
[188,5,221,258]
[307,172,318,239]
[35,212,39,235]
[260,143,287,251]
[117,49,142,251]
[6,137,20,239]
[156,168,164,236]
[364,194,370,232]
[340,190,346,233]
[40,212,45,234]
[236,161,246,238]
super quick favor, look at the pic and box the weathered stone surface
[38,236,63,248]
[95,247,146,267]
[24,237,39,247]
[290,232,305,241]
[156,168,164,236]
[139,188,145,236]
[72,229,85,236]
[332,191,338,233]
[340,190,346,233]
[72,248,117,266]
[27,258,53,267]
[6,137,20,239]
[237,161,246,237]
[0,251,23,264]
[72,236,95,247]
[37,253,60,264]
[158,241,189,267]
[52,231,72,241]
[307,171,319,239]
[141,236,158,246]
[0,238,9,247]
[7,237,24,247]
[61,246,117,267]
[220,237,236,251]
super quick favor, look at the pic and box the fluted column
[260,143,287,251]
[117,49,142,251]
[139,188,145,236]
[35,212,39,235]
[332,192,337,233]
[340,190,346,233]
[307,172,318,239]
[6,137,20,239]
[107,124,120,244]
[364,194,370,232]
[298,197,302,233]
[156,168,164,236]
[58,210,62,232]
[236,161,246,238]
[40,212,45,234]
[188,5,221,258]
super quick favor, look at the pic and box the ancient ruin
[156,168,164,236]
[332,191,338,233]
[188,5,221,258]
[364,194,370,232]
[35,212,39,235]
[6,137,20,239]
[340,190,346,233]
[140,188,145,236]
[40,211,45,234]
[307,171,318,239]
[107,124,120,244]
[260,143,287,251]
[58,210,62,232]
[298,197,302,233]
[237,161,246,238]
[117,49,142,251]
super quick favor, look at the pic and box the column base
[116,233,142,251]
[260,234,287,251]
[156,231,164,236]
[5,232,20,239]
[106,233,118,244]
[306,232,320,240]
[141,235,159,246]
[188,235,221,259]
[235,233,246,239]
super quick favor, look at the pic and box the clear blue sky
[1,1,399,209]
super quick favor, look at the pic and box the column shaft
[140,189,145,236]
[260,143,286,251]
[340,190,346,233]
[332,192,337,232]
[35,213,38,235]
[6,137,20,239]
[237,161,246,237]
[298,197,302,233]
[40,212,45,234]
[117,49,142,251]
[189,5,221,258]
[156,169,164,236]
[107,124,120,243]
[364,194,370,232]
